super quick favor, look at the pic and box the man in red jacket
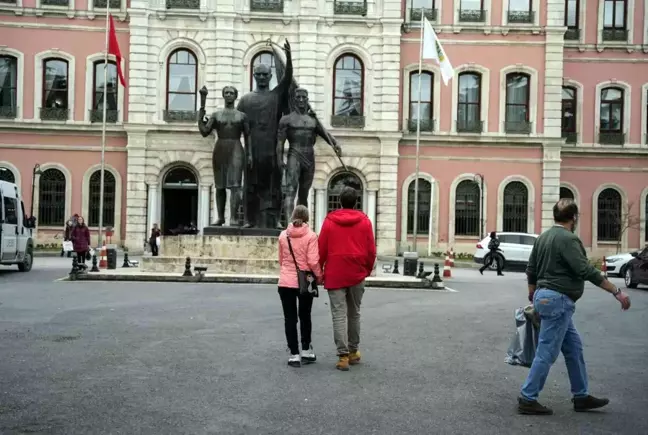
[318,186,377,371]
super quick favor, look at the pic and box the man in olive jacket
[518,199,631,415]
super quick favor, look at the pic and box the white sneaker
[301,345,316,363]
[288,354,301,367]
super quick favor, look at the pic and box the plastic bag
[505,305,540,368]
[62,241,73,252]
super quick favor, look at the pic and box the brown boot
[349,350,361,365]
[336,355,350,371]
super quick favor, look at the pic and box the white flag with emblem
[422,16,454,85]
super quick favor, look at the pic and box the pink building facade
[398,0,648,256]
[0,0,129,247]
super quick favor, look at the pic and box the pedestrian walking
[277,205,323,367]
[149,223,161,256]
[479,231,503,276]
[61,218,74,258]
[318,186,376,371]
[517,199,631,415]
[71,216,91,267]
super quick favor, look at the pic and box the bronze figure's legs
[214,189,226,226]
[229,187,242,226]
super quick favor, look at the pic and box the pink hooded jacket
[278,223,323,289]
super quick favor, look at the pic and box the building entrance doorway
[161,167,198,235]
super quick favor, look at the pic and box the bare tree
[612,201,642,254]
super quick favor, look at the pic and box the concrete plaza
[0,259,647,434]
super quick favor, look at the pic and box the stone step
[141,256,279,275]
[159,234,278,260]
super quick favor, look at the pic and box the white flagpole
[412,9,424,254]
[98,5,110,248]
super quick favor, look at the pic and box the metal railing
[507,10,534,24]
[89,109,119,123]
[0,105,17,119]
[163,110,198,122]
[40,107,69,121]
[456,119,483,133]
[331,115,365,128]
[602,28,628,42]
[458,9,486,23]
[599,131,625,145]
[250,0,283,12]
[42,0,69,5]
[561,131,578,144]
[166,0,200,9]
[504,120,532,134]
[406,118,435,132]
[564,28,580,40]
[410,8,437,22]
[334,0,367,15]
[94,0,120,8]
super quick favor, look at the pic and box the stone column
[315,189,326,233]
[146,182,158,234]
[367,189,377,236]
[198,184,211,232]
[124,129,149,253]
[541,144,562,231]
[376,136,400,255]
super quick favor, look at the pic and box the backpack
[488,238,500,251]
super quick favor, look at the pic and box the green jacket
[526,225,604,301]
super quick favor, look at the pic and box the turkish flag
[108,14,126,87]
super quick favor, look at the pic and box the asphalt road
[0,259,647,434]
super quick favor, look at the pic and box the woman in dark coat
[61,218,74,258]
[149,223,161,256]
[479,231,504,276]
[71,216,91,265]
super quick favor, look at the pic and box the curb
[65,273,445,289]
[378,256,480,270]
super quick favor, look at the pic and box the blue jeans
[520,289,589,401]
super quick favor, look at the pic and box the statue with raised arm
[236,39,293,229]
[198,85,250,226]
[276,88,342,227]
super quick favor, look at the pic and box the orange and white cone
[601,256,607,278]
[443,250,452,278]
[449,248,455,269]
[99,245,108,269]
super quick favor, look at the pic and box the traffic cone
[443,250,452,278]
[601,256,607,278]
[449,248,455,269]
[99,245,108,269]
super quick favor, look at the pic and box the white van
[0,180,35,272]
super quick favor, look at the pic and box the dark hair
[291,205,309,227]
[490,231,496,238]
[295,87,308,96]
[339,186,358,209]
[553,199,579,223]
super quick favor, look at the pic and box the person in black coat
[480,231,504,276]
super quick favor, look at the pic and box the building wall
[0,0,130,246]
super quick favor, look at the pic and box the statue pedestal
[140,231,281,274]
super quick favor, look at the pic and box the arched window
[332,54,364,128]
[88,170,116,227]
[0,55,18,119]
[41,58,69,121]
[597,188,621,242]
[165,49,197,122]
[327,172,363,213]
[561,86,577,143]
[408,71,433,132]
[559,186,575,200]
[457,72,482,132]
[38,168,66,226]
[505,72,530,133]
[599,87,624,145]
[455,180,480,236]
[164,167,197,185]
[407,179,431,234]
[91,60,118,123]
[250,51,277,91]
[503,181,528,233]
[0,167,15,183]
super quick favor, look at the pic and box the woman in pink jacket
[278,205,323,367]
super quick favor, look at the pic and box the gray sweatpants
[327,281,365,356]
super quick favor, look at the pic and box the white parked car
[474,232,539,270]
[605,251,638,277]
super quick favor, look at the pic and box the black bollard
[122,253,130,268]
[417,261,425,278]
[90,254,99,272]
[392,259,400,274]
[182,257,193,277]
[430,263,444,289]
[69,256,79,278]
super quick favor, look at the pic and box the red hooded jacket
[318,209,377,290]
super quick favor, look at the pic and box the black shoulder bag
[286,235,319,297]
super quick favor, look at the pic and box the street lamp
[30,164,42,218]
[473,173,485,239]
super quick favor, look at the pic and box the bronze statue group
[198,39,341,228]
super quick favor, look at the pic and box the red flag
[108,14,126,87]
